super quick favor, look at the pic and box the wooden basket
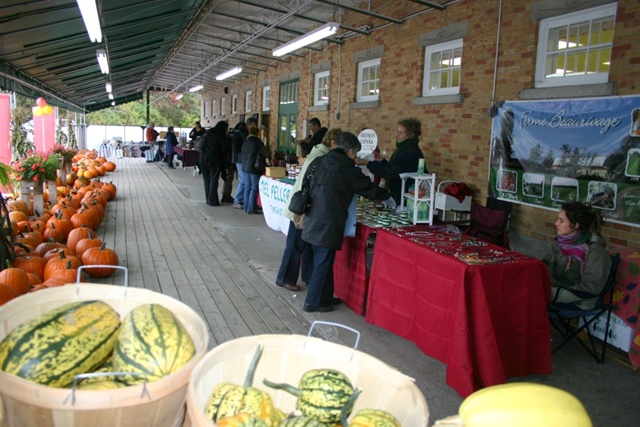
[0,284,209,427]
[185,333,429,427]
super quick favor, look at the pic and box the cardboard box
[580,312,634,352]
[265,167,286,178]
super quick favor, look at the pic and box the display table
[259,176,294,235]
[365,225,552,397]
[174,146,199,168]
[334,223,378,316]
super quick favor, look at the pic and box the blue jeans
[234,163,245,204]
[244,173,260,212]
[276,221,314,286]
[305,245,335,309]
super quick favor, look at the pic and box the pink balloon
[42,105,53,115]
[36,97,47,107]
[32,106,43,117]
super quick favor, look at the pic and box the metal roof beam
[315,0,403,25]
[407,0,447,10]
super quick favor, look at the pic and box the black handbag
[288,163,317,215]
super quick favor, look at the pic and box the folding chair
[548,253,621,364]
[462,202,511,248]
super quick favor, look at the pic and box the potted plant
[10,151,60,187]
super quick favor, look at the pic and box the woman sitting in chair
[546,201,612,310]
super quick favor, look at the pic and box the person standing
[298,117,328,157]
[241,117,269,214]
[302,132,393,312]
[200,120,229,206]
[357,117,425,204]
[189,121,206,142]
[165,126,178,169]
[231,121,248,209]
[275,127,342,292]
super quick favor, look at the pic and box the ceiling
[0,0,446,113]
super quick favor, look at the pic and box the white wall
[85,125,191,150]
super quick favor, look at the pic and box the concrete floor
[124,158,640,426]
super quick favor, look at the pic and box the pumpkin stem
[340,388,362,427]
[262,378,301,397]
[243,344,264,388]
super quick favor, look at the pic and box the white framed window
[535,3,616,88]
[423,39,462,97]
[232,94,237,115]
[262,86,271,111]
[221,96,226,116]
[357,58,380,102]
[204,100,209,117]
[245,90,252,113]
[212,99,217,118]
[314,70,330,105]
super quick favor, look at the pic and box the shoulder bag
[288,163,317,215]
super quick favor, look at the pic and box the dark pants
[201,164,221,205]
[304,245,335,309]
[276,221,314,286]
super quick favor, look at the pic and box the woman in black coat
[200,120,229,206]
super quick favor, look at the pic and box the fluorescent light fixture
[76,0,102,43]
[215,66,242,81]
[272,22,339,57]
[176,94,184,100]
[105,82,112,93]
[108,93,114,100]
[189,84,204,92]
[96,49,109,74]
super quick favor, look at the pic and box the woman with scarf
[356,117,425,204]
[547,201,611,310]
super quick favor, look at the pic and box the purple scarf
[557,231,590,263]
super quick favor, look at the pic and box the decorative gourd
[205,345,283,427]
[216,412,268,427]
[263,369,355,425]
[345,409,400,427]
[279,415,324,427]
[433,382,592,427]
[111,303,195,384]
[0,300,121,388]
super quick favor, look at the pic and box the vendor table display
[365,225,552,397]
[173,146,199,168]
[259,176,294,235]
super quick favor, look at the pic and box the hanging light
[111,101,115,106]
[176,94,184,100]
[189,84,204,92]
[215,66,242,81]
[272,22,339,57]
[96,49,109,74]
[108,93,114,100]
[105,81,112,93]
[76,0,102,43]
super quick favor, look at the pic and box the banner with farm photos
[489,95,640,227]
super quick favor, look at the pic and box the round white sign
[357,129,378,157]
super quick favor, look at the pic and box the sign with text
[489,96,640,227]
[357,129,378,156]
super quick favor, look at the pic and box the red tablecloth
[334,223,377,315]
[365,226,552,397]
[174,146,199,168]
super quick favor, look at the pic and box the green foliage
[86,92,201,127]
[10,152,60,183]
[10,94,35,161]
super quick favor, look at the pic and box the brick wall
[203,0,640,250]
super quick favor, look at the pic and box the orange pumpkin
[0,267,31,295]
[0,284,20,305]
[43,247,77,263]
[12,256,48,281]
[43,253,82,281]
[75,234,103,259]
[81,243,119,277]
[67,226,97,252]
[35,239,66,257]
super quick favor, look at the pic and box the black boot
[221,193,234,203]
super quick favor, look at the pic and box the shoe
[233,203,244,210]
[168,166,175,169]
[221,195,234,203]
[247,210,262,215]
[276,283,301,291]
[206,202,220,206]
[330,297,342,305]
[303,304,334,313]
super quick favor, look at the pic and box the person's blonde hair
[322,127,342,147]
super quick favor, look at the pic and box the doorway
[277,79,299,155]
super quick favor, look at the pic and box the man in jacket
[301,132,392,312]
[241,117,269,214]
[298,117,328,157]
[231,121,248,209]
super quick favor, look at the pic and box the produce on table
[112,303,196,384]
[434,382,592,427]
[205,344,284,427]
[0,300,121,387]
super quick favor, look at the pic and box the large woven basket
[185,333,429,427]
[0,283,209,427]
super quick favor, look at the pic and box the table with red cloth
[365,225,552,397]
[174,146,199,168]
[334,223,378,315]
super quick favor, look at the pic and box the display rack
[399,172,436,225]
[435,180,472,221]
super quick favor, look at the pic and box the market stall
[173,146,199,168]
[365,225,553,397]
[258,176,294,235]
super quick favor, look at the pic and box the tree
[542,149,555,169]
[528,143,543,164]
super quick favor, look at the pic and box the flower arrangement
[49,143,78,165]
[10,151,60,183]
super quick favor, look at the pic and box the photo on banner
[488,96,640,227]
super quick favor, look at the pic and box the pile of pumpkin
[0,300,195,390]
[0,159,120,306]
[204,345,403,427]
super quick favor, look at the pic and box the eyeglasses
[397,130,406,135]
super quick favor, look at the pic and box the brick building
[200,0,640,249]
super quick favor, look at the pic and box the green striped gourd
[263,369,355,425]
[111,303,195,384]
[216,412,268,427]
[279,415,324,427]
[0,300,120,388]
[205,344,283,427]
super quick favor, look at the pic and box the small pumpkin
[0,264,32,295]
[44,252,82,281]
[0,284,20,305]
[12,256,47,281]
[81,242,119,277]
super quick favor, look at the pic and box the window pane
[452,68,460,87]
[440,70,450,88]
[429,71,439,89]
[441,50,452,68]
